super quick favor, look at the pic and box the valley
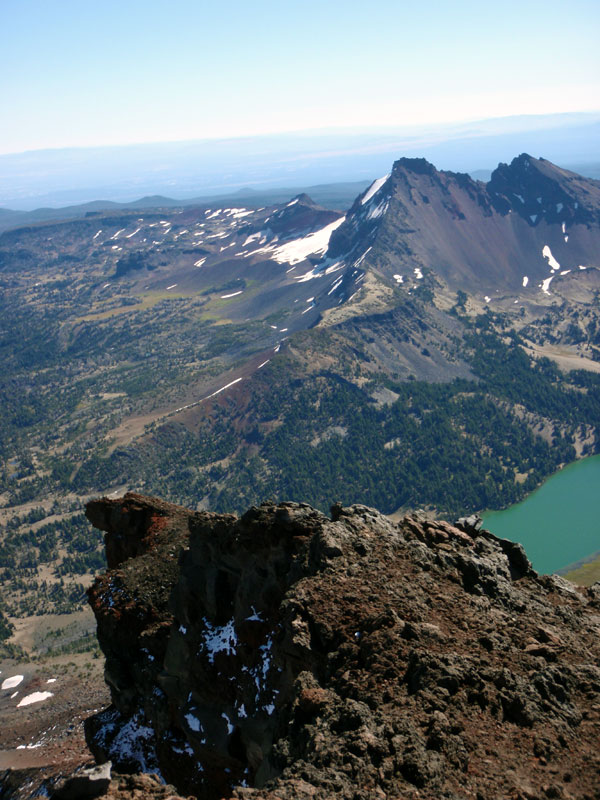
[1,154,600,638]
[4,4,600,796]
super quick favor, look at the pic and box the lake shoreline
[482,454,600,577]
[556,548,600,575]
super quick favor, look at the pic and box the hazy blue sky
[2,0,599,154]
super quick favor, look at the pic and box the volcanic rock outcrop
[84,493,600,799]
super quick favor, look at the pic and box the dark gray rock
[51,762,111,800]
[83,494,600,800]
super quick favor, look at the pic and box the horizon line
[1,109,599,159]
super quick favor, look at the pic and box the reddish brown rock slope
[77,492,600,800]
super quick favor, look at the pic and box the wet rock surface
[82,492,600,799]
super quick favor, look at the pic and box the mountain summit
[488,153,600,226]
[326,154,600,304]
[77,492,600,799]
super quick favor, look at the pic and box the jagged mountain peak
[261,193,339,238]
[492,151,569,179]
[322,153,600,315]
[488,151,567,191]
[488,153,600,223]
[390,157,481,190]
[392,155,439,176]
[290,191,316,206]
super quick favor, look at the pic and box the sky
[1,0,599,155]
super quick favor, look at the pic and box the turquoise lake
[483,454,600,575]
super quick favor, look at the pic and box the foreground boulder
[84,493,600,799]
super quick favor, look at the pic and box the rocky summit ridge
[72,492,600,799]
[327,153,600,303]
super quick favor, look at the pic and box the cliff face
[85,493,600,800]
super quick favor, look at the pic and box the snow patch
[108,712,159,773]
[222,712,234,735]
[166,284,177,291]
[366,199,388,220]
[199,618,238,663]
[93,230,102,240]
[293,268,321,283]
[352,247,372,269]
[530,215,537,223]
[361,174,389,205]
[247,634,275,705]
[541,276,554,295]
[185,713,203,733]
[542,245,560,271]
[243,232,262,246]
[267,217,345,265]
[206,378,243,400]
[194,258,206,267]
[17,692,53,707]
[557,203,564,214]
[328,277,344,295]
[522,276,529,287]
[220,290,243,299]
[414,268,423,280]
[2,675,24,690]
